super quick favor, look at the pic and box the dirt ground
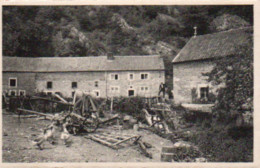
[2,110,173,162]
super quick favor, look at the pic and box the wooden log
[92,134,120,143]
[70,112,94,124]
[89,96,97,112]
[101,132,132,140]
[17,108,53,118]
[31,96,73,106]
[113,135,138,146]
[137,140,153,159]
[86,135,116,149]
[54,93,68,103]
[99,114,119,125]
[142,109,153,126]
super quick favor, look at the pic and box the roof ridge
[3,55,161,58]
[172,38,193,63]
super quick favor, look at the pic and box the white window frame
[128,73,134,80]
[9,90,17,96]
[197,84,209,99]
[93,90,100,97]
[140,86,149,92]
[140,73,149,80]
[19,90,26,96]
[110,86,120,93]
[9,77,17,88]
[94,81,99,87]
[110,73,119,80]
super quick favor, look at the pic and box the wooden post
[110,97,113,112]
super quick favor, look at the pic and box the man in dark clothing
[158,82,166,98]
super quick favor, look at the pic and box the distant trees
[2,5,253,57]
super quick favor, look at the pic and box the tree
[204,36,253,121]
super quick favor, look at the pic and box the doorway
[128,90,135,97]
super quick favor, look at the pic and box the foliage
[189,124,253,162]
[204,37,253,120]
[3,6,253,57]
[113,97,147,120]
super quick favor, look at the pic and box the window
[111,86,120,93]
[95,81,99,87]
[111,74,119,80]
[72,82,77,88]
[141,73,148,80]
[9,78,17,87]
[19,90,26,96]
[47,81,52,89]
[93,90,100,97]
[140,86,149,92]
[200,87,209,99]
[9,90,17,96]
[129,73,134,80]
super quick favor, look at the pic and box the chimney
[193,26,197,37]
[107,52,114,60]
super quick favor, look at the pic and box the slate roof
[3,55,164,72]
[172,27,253,63]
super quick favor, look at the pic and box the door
[128,90,134,97]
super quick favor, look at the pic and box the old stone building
[172,27,252,104]
[3,55,165,98]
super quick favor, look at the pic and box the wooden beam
[17,108,53,119]
[31,96,73,106]
[113,135,138,146]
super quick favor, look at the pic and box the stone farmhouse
[3,54,165,98]
[172,27,253,104]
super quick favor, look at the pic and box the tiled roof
[172,27,253,63]
[3,55,164,72]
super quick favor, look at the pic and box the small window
[140,86,149,92]
[141,73,148,80]
[93,90,100,97]
[47,81,52,89]
[72,91,75,98]
[95,81,99,87]
[129,73,134,80]
[9,90,17,96]
[111,86,119,93]
[72,82,77,88]
[111,74,119,80]
[200,87,209,99]
[19,90,26,96]
[9,78,17,87]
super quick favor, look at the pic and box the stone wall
[2,72,36,96]
[35,70,165,98]
[173,60,215,104]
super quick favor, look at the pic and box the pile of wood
[17,92,119,134]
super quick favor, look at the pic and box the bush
[190,124,253,162]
